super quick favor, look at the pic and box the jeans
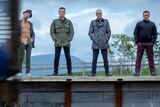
[54,47,72,74]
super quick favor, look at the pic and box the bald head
[96,9,103,19]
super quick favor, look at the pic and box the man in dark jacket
[88,9,111,76]
[18,9,35,77]
[50,7,74,76]
[134,10,157,76]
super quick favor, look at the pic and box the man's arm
[30,23,35,41]
[134,23,139,44]
[152,23,157,43]
[88,21,96,42]
[106,20,111,42]
[50,20,57,41]
[68,20,74,41]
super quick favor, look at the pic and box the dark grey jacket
[88,19,111,49]
[18,20,35,48]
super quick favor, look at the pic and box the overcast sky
[21,0,160,61]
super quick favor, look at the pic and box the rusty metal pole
[65,79,72,107]
[115,79,123,107]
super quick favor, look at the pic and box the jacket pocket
[65,25,70,33]
[55,26,61,33]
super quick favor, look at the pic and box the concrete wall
[7,76,160,107]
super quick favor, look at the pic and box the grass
[47,66,158,76]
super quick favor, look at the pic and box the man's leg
[54,47,62,75]
[91,49,99,76]
[146,43,156,76]
[134,43,145,76]
[63,47,72,75]
[18,41,25,73]
[101,49,110,76]
[26,42,32,74]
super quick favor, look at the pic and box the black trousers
[54,47,72,74]
[91,49,109,74]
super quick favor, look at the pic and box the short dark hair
[143,10,150,14]
[59,7,66,11]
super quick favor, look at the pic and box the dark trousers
[54,47,72,74]
[18,41,32,73]
[91,49,109,74]
[135,42,155,73]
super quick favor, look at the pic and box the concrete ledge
[3,76,160,107]
[7,76,160,82]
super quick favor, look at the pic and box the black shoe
[105,71,112,76]
[68,73,73,76]
[151,72,157,76]
[53,73,58,76]
[105,74,112,76]
[89,73,95,76]
[134,72,139,76]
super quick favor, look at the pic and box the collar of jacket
[143,19,150,23]
[59,17,66,21]
[96,18,104,22]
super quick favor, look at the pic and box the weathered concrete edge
[7,76,160,82]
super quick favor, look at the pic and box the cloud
[66,8,96,18]
[22,0,160,61]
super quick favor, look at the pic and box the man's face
[143,12,150,20]
[23,12,31,19]
[96,12,102,19]
[59,9,65,18]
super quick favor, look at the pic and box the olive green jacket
[50,18,74,47]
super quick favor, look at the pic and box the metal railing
[22,59,160,76]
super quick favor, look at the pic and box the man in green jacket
[50,7,74,76]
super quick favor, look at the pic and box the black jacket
[134,20,157,43]
[18,20,35,48]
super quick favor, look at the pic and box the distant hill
[22,54,86,76]
[31,54,85,64]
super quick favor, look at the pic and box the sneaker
[26,73,31,77]
[17,73,22,76]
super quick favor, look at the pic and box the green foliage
[111,34,136,60]
[154,41,160,59]
[111,33,160,63]
[140,67,150,76]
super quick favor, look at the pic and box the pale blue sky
[21,0,160,61]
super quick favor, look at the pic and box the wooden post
[65,79,72,107]
[120,59,123,76]
[115,79,123,107]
